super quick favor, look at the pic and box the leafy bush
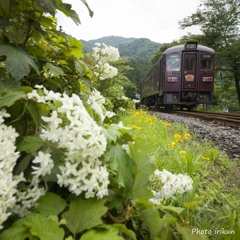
[1,1,239,240]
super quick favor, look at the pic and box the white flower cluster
[0,109,45,228]
[32,151,54,177]
[28,86,109,199]
[149,169,193,205]
[93,43,120,64]
[87,88,115,122]
[0,109,21,229]
[92,43,120,80]
[12,176,46,217]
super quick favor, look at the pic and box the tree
[179,0,240,108]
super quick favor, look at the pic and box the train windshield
[166,54,180,71]
[185,55,196,71]
[201,54,212,70]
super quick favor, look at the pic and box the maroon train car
[140,41,215,110]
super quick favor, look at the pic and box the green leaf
[129,139,155,200]
[113,224,137,240]
[45,62,64,77]
[160,206,185,215]
[62,198,107,235]
[103,124,121,143]
[68,37,84,58]
[37,0,57,15]
[0,0,10,17]
[58,3,81,25]
[137,200,168,238]
[0,90,25,108]
[4,27,27,44]
[24,213,64,240]
[81,0,94,17]
[106,145,136,194]
[0,219,31,240]
[35,192,66,216]
[13,155,32,175]
[176,224,208,240]
[18,136,44,153]
[0,45,39,81]
[27,101,41,127]
[80,227,124,240]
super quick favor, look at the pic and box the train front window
[185,55,196,71]
[201,54,212,70]
[166,55,180,71]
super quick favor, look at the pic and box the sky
[56,0,202,43]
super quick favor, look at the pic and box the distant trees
[180,0,240,108]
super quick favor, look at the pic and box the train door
[182,53,197,90]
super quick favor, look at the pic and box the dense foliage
[0,1,239,240]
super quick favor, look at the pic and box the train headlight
[168,77,177,82]
[202,77,212,82]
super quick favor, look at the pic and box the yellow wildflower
[168,142,176,148]
[146,117,154,125]
[174,134,181,139]
[131,124,142,130]
[179,150,187,157]
[183,133,191,140]
[202,156,210,161]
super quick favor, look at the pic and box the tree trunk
[233,61,240,108]
[234,73,240,108]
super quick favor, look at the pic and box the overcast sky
[57,0,202,43]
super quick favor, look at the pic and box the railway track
[174,111,240,129]
[152,111,240,159]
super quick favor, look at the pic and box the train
[140,41,215,111]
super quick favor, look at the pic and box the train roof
[164,43,215,54]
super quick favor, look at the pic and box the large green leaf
[68,37,84,59]
[113,224,137,240]
[81,0,94,17]
[24,213,64,240]
[80,227,124,240]
[0,90,25,108]
[176,224,208,240]
[58,3,81,25]
[0,45,39,81]
[45,62,64,77]
[37,0,57,15]
[160,206,185,215]
[0,219,31,240]
[62,198,107,235]
[137,200,182,239]
[0,0,10,17]
[106,145,136,194]
[103,124,122,144]
[26,101,42,127]
[18,136,44,153]
[129,139,155,200]
[35,192,66,216]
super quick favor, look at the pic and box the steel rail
[174,111,240,129]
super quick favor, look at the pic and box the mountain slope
[81,35,161,62]
[81,36,161,88]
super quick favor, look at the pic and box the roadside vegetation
[121,110,240,239]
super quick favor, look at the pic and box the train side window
[166,54,180,71]
[185,55,196,71]
[201,54,212,70]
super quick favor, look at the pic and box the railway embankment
[152,111,240,160]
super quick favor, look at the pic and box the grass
[120,109,240,239]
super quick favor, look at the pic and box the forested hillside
[81,36,161,88]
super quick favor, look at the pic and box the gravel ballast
[152,111,240,160]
